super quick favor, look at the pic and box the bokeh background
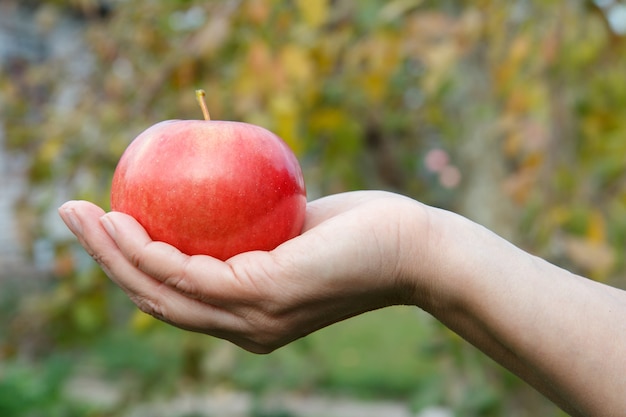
[1,1,625,416]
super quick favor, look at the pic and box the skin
[58,190,626,417]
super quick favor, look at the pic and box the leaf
[296,0,329,28]
[564,236,615,280]
[587,210,607,244]
[379,0,424,23]
[280,44,314,85]
[71,298,105,333]
[270,93,302,154]
[131,309,161,333]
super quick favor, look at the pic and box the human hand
[59,189,626,415]
[58,191,433,353]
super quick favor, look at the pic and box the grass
[0,303,563,416]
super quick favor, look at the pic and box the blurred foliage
[1,0,625,416]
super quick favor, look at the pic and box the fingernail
[100,215,117,240]
[59,207,83,236]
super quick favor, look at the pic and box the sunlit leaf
[296,0,329,28]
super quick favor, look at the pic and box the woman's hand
[59,189,626,415]
[58,191,432,353]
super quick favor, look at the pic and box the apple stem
[195,89,211,121]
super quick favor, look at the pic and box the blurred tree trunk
[456,48,517,241]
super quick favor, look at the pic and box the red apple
[110,91,306,261]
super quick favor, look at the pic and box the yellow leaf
[310,107,346,132]
[587,210,606,244]
[509,34,531,65]
[360,73,386,101]
[422,41,458,93]
[131,309,160,332]
[270,93,302,154]
[548,206,571,226]
[280,44,313,85]
[40,139,62,164]
[296,0,328,28]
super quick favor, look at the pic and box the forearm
[416,207,626,417]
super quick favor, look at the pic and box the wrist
[388,199,453,308]
[403,204,491,313]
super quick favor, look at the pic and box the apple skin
[110,119,307,261]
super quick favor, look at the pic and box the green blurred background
[1,1,625,416]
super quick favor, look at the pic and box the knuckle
[133,295,166,322]
[128,245,147,270]
[163,256,196,295]
[89,252,115,277]
[134,242,198,297]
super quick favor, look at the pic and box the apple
[110,90,306,261]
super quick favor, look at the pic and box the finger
[59,201,116,278]
[59,201,242,332]
[98,191,369,301]
[99,211,253,305]
[59,201,166,299]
